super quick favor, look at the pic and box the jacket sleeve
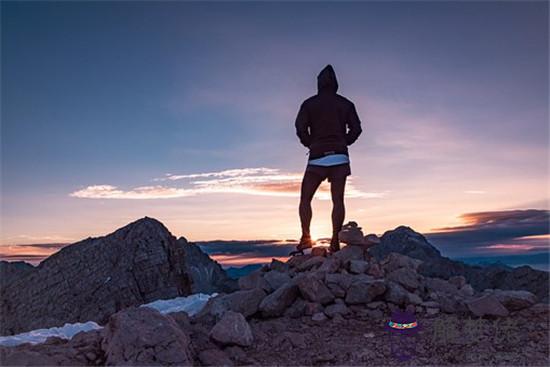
[345,103,362,146]
[295,102,311,148]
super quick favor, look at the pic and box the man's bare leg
[330,176,346,251]
[299,170,324,243]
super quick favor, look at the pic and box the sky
[1,1,549,262]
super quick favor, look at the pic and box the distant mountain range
[454,252,549,271]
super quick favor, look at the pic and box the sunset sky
[2,1,548,261]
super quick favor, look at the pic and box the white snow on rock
[0,321,102,347]
[0,293,215,346]
[140,292,216,316]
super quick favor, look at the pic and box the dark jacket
[295,64,362,161]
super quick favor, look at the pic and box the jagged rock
[466,294,509,317]
[364,234,381,246]
[366,262,385,278]
[101,307,193,365]
[286,254,313,268]
[448,275,467,289]
[345,280,386,304]
[407,292,423,305]
[381,252,423,273]
[421,301,440,308]
[482,289,538,311]
[210,311,254,347]
[325,273,353,291]
[270,259,290,273]
[423,276,459,295]
[426,307,439,316]
[259,283,298,317]
[0,217,230,335]
[338,221,366,245]
[349,260,369,274]
[0,261,34,290]
[284,299,306,318]
[386,267,420,291]
[333,245,365,265]
[317,257,341,273]
[366,301,385,309]
[238,270,270,292]
[324,302,351,318]
[296,256,325,272]
[264,271,291,291]
[326,283,346,298]
[198,349,234,366]
[311,247,328,257]
[297,275,335,305]
[459,284,475,297]
[199,288,267,319]
[383,281,409,306]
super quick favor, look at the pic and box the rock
[349,260,369,274]
[296,256,325,272]
[199,288,266,319]
[381,252,423,273]
[270,259,290,273]
[484,289,538,311]
[324,303,351,318]
[198,349,234,366]
[420,301,440,308]
[311,247,328,257]
[259,283,299,317]
[466,294,509,317]
[238,270,270,291]
[326,283,346,298]
[338,221,366,245]
[386,267,420,291]
[366,301,385,309]
[407,292,422,305]
[424,277,459,295]
[317,258,341,273]
[284,299,306,318]
[297,275,334,305]
[333,245,365,265]
[210,311,254,347]
[101,307,193,365]
[448,275,467,289]
[304,302,324,316]
[311,312,327,322]
[366,262,385,278]
[325,273,353,291]
[286,254,313,268]
[364,234,381,246]
[383,281,409,306]
[263,271,291,291]
[371,226,442,263]
[459,284,475,297]
[345,280,386,304]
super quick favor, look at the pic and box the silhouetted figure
[294,64,362,253]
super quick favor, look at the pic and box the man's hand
[295,102,312,148]
[345,103,362,146]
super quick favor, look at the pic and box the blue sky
[1,1,548,260]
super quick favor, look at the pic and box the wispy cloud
[426,209,550,256]
[70,167,386,200]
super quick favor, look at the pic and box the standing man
[294,64,363,253]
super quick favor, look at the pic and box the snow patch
[140,292,215,316]
[0,293,215,346]
[0,321,102,347]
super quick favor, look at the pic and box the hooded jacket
[295,64,363,161]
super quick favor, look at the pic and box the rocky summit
[0,217,236,335]
[1,219,548,366]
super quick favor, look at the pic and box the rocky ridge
[0,217,236,335]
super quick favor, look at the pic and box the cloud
[70,167,386,200]
[426,209,550,255]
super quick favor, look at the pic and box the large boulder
[381,252,423,273]
[259,283,299,317]
[263,271,291,291]
[466,294,509,317]
[199,288,267,319]
[101,307,193,365]
[482,289,538,311]
[297,275,334,305]
[209,311,254,347]
[386,267,420,291]
[345,280,386,304]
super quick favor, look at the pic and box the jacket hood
[317,64,338,94]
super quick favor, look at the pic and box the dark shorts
[305,162,351,183]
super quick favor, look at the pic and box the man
[294,64,363,253]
